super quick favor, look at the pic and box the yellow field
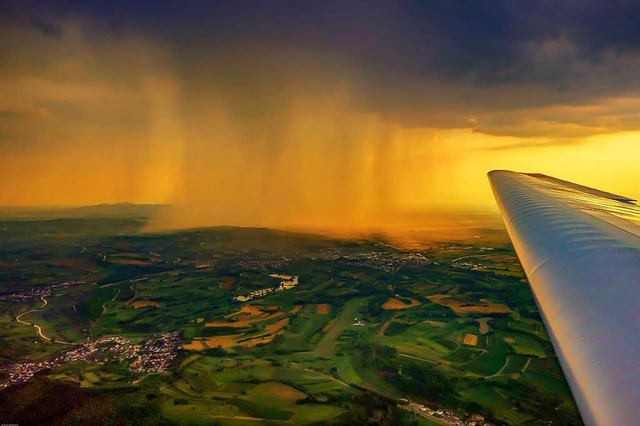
[265,317,290,334]
[182,340,206,350]
[111,258,148,265]
[290,305,303,314]
[133,300,159,309]
[322,319,336,334]
[478,318,492,334]
[316,304,331,314]
[227,305,262,319]
[463,333,478,346]
[205,305,283,328]
[237,318,290,348]
[427,295,510,314]
[184,307,290,350]
[382,297,422,310]
[203,334,244,349]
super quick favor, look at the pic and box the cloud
[3,1,640,221]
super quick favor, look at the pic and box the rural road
[16,296,72,345]
[16,295,48,327]
[451,254,491,263]
[101,288,121,316]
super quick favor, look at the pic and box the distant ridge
[0,203,165,220]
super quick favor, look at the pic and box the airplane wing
[488,170,640,426]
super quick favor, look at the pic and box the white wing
[488,170,640,426]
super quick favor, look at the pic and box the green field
[462,385,534,425]
[499,355,531,375]
[0,213,583,425]
[463,337,509,376]
[314,298,363,358]
[443,346,483,363]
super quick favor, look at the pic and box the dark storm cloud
[401,0,640,85]
[4,0,640,217]
[558,0,640,57]
[7,0,640,139]
[25,1,640,83]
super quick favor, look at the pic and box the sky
[2,0,640,230]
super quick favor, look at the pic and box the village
[399,400,496,426]
[233,274,299,302]
[0,331,181,390]
[0,279,90,303]
[341,249,433,272]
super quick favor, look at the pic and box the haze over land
[2,1,640,232]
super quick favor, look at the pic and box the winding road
[101,288,121,316]
[15,296,72,345]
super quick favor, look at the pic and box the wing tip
[487,169,519,183]
[488,169,520,176]
[487,170,636,204]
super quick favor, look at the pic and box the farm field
[382,297,422,310]
[0,209,583,425]
[426,295,511,314]
[160,356,350,424]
